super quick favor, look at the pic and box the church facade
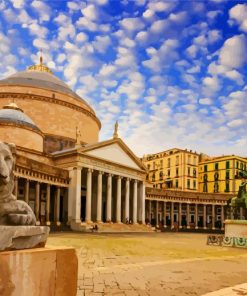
[0,58,147,230]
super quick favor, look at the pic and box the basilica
[0,57,147,231]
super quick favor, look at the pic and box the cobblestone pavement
[47,232,247,296]
[202,283,247,296]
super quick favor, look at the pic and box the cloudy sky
[0,0,247,157]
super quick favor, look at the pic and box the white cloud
[99,64,116,76]
[199,98,212,105]
[10,0,25,9]
[81,4,98,21]
[143,39,179,72]
[219,34,247,69]
[93,35,111,53]
[143,9,155,19]
[203,76,221,92]
[229,4,247,32]
[119,17,145,32]
[227,119,245,128]
[76,32,88,43]
[31,0,51,22]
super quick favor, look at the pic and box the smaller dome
[0,103,40,131]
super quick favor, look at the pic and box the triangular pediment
[82,139,145,171]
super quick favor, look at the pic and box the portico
[53,137,147,230]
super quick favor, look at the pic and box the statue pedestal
[0,247,78,296]
[0,226,49,251]
[225,219,247,238]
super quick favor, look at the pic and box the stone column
[14,177,18,198]
[240,207,243,220]
[106,174,112,222]
[133,180,138,224]
[149,200,152,223]
[171,202,174,229]
[124,178,130,223]
[140,182,145,224]
[203,204,207,229]
[24,179,29,204]
[55,187,61,226]
[195,204,198,229]
[186,203,190,229]
[212,204,215,230]
[86,168,93,223]
[163,202,167,228]
[35,182,40,225]
[141,182,146,224]
[116,176,122,223]
[178,203,182,229]
[221,205,224,230]
[68,167,82,225]
[46,184,51,226]
[96,171,103,223]
[156,200,159,227]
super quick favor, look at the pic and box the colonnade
[69,167,146,225]
[14,177,63,226]
[147,200,225,230]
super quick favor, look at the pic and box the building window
[188,155,191,164]
[193,169,196,177]
[214,182,219,193]
[226,161,230,169]
[176,180,179,188]
[176,168,179,177]
[203,174,208,181]
[240,162,243,170]
[204,165,208,172]
[214,172,219,181]
[176,156,179,165]
[225,180,230,192]
[152,173,155,182]
[160,159,163,168]
[188,167,191,176]
[153,162,155,170]
[193,180,196,189]
[203,183,208,192]
[193,156,197,165]
[147,164,150,170]
[236,161,239,169]
[168,169,170,177]
[159,171,163,180]
[187,179,190,189]
[226,170,230,180]
[215,163,219,170]
[167,158,171,168]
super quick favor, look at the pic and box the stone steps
[82,223,154,233]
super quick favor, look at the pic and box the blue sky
[0,0,247,157]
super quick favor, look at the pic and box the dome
[0,59,93,112]
[0,103,40,131]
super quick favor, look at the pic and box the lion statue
[0,142,36,225]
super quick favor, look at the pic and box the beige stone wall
[0,85,100,145]
[0,247,78,296]
[0,125,43,152]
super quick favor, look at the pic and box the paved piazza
[47,233,247,296]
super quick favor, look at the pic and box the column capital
[98,171,104,175]
[134,179,138,184]
[107,173,113,177]
[87,168,93,173]
[117,175,123,180]
[126,177,131,181]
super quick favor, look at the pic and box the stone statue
[0,142,49,251]
[113,121,119,139]
[230,171,247,211]
[75,126,82,147]
[0,142,36,225]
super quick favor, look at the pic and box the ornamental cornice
[146,195,227,205]
[0,121,44,137]
[14,166,69,187]
[0,92,101,129]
